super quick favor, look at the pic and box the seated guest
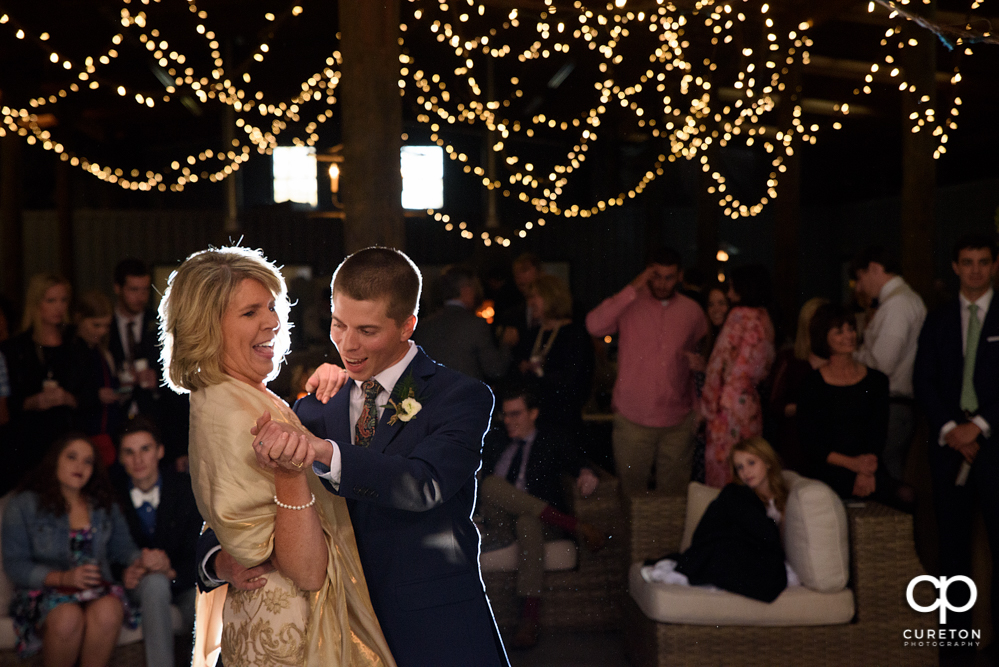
[767,297,828,473]
[518,275,595,438]
[479,386,605,649]
[797,303,913,509]
[643,437,790,602]
[414,264,516,382]
[110,416,202,667]
[1,433,145,665]
[71,291,124,467]
[0,274,80,493]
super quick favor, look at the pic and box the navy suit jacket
[295,348,508,667]
[110,466,204,593]
[914,296,999,441]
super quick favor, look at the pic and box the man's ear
[677,268,684,284]
[155,444,165,463]
[402,314,417,340]
[952,261,960,277]
[529,408,540,423]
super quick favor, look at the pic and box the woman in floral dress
[2,433,145,666]
[701,266,776,488]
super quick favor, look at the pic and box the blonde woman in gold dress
[158,246,394,667]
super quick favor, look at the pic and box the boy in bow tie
[111,416,203,667]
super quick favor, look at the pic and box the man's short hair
[500,383,540,411]
[114,258,151,287]
[809,303,857,360]
[116,414,163,450]
[852,246,901,277]
[438,265,480,303]
[646,246,682,270]
[331,247,422,325]
[952,232,998,263]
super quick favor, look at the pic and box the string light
[1,0,969,244]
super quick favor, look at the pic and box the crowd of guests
[0,260,199,667]
[0,231,996,663]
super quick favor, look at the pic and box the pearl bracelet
[274,493,316,511]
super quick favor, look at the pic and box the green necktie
[960,303,982,413]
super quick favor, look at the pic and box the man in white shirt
[852,246,927,481]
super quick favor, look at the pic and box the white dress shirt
[854,275,926,398]
[939,288,994,445]
[315,341,420,490]
[115,308,145,357]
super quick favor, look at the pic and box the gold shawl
[188,375,394,667]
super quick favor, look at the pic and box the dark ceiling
[0,0,996,217]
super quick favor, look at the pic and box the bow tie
[130,485,160,509]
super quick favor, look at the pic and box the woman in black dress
[0,274,79,492]
[518,275,595,437]
[797,303,913,509]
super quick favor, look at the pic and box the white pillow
[679,474,849,594]
[781,472,850,593]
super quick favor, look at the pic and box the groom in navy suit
[914,232,999,657]
[248,247,509,666]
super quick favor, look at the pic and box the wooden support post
[774,63,802,335]
[339,0,404,253]
[899,4,937,301]
[0,136,24,307]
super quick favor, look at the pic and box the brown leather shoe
[511,616,539,649]
[577,522,607,553]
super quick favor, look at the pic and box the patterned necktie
[960,303,982,413]
[355,379,383,447]
[505,439,526,486]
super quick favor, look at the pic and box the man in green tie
[915,232,999,663]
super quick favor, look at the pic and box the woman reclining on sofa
[642,437,797,602]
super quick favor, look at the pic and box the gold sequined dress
[188,375,395,667]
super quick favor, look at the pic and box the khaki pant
[479,475,557,598]
[612,411,696,496]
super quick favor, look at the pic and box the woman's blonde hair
[158,246,291,393]
[22,273,72,333]
[729,436,788,513]
[793,297,829,361]
[529,274,573,320]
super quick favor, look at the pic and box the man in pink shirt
[586,248,709,495]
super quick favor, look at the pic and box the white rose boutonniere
[397,397,422,422]
[384,371,425,425]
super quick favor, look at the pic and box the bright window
[273,146,318,207]
[401,145,444,210]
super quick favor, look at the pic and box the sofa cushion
[782,472,850,592]
[480,539,577,573]
[628,563,854,626]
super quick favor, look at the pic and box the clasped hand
[250,412,317,473]
[945,422,981,463]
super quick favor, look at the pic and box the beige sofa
[0,494,185,667]
[624,473,939,667]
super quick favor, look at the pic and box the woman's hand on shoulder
[305,363,349,404]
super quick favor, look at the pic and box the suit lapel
[369,349,438,453]
[325,385,353,446]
